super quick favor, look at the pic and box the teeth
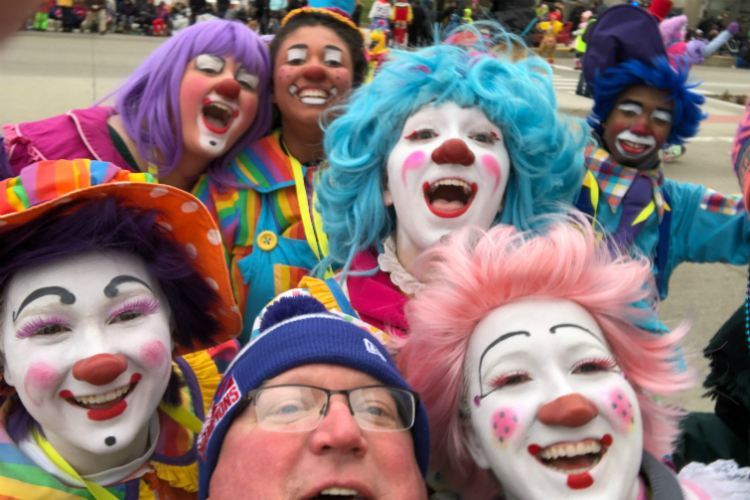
[298,89,329,99]
[72,383,132,405]
[319,487,360,496]
[429,179,472,194]
[538,440,602,460]
[205,102,232,114]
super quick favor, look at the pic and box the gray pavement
[2,31,749,412]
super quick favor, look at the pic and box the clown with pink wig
[398,220,750,500]
[1,20,272,192]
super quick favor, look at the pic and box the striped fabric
[0,159,152,216]
[193,133,315,315]
[0,353,222,500]
[586,146,666,221]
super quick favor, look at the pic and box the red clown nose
[215,78,241,100]
[538,393,599,427]
[72,353,128,386]
[431,138,475,166]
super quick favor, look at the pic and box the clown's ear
[465,424,491,470]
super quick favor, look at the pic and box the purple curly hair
[109,20,273,180]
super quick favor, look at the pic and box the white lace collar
[377,235,425,296]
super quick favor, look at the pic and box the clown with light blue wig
[283,24,589,336]
[576,4,750,300]
[1,20,272,190]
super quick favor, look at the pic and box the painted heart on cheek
[491,406,522,448]
[601,388,635,433]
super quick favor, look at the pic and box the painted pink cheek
[331,68,352,88]
[491,407,521,446]
[140,340,170,379]
[23,362,63,407]
[401,151,426,186]
[602,388,635,433]
[481,155,502,194]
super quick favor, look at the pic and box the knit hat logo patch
[199,375,241,462]
[364,338,387,363]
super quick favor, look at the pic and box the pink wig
[398,220,695,500]
[659,14,688,46]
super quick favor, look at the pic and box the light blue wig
[316,25,589,276]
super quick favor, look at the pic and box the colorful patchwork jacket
[192,131,328,342]
[576,145,750,299]
[0,343,238,500]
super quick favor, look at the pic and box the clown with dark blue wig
[576,4,750,300]
[276,24,588,337]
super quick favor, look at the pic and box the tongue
[204,113,227,128]
[431,199,466,211]
[545,455,596,471]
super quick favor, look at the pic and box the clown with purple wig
[191,0,367,341]
[1,20,272,192]
[0,159,242,498]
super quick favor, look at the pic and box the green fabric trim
[107,125,140,173]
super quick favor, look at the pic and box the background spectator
[80,0,106,33]
[189,0,205,23]
[116,0,138,32]
[568,0,583,27]
[408,0,424,45]
[57,0,75,31]
[422,0,435,42]
[216,0,229,17]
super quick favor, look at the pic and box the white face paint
[464,299,643,500]
[613,129,657,162]
[184,54,259,158]
[1,252,173,467]
[384,102,511,263]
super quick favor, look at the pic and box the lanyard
[32,426,120,500]
[289,152,332,276]
[31,402,202,500]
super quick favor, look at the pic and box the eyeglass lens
[253,385,416,433]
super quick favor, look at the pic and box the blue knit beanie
[197,295,431,499]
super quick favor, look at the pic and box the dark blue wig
[588,56,706,146]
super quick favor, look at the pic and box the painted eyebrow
[477,330,531,389]
[549,323,605,345]
[288,44,308,51]
[653,108,673,115]
[618,99,643,107]
[13,287,76,322]
[324,45,343,53]
[103,275,153,298]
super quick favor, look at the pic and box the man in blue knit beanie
[197,294,430,500]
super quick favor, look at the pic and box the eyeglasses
[235,384,420,433]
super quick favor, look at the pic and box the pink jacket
[2,107,133,178]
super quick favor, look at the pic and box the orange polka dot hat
[0,159,242,352]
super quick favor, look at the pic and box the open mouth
[529,436,610,475]
[289,84,338,106]
[617,139,653,156]
[308,487,366,499]
[423,178,477,218]
[59,373,141,421]
[201,98,237,134]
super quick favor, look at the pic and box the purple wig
[110,20,273,180]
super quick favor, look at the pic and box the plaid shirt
[585,145,667,222]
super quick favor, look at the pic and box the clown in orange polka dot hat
[0,159,241,499]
